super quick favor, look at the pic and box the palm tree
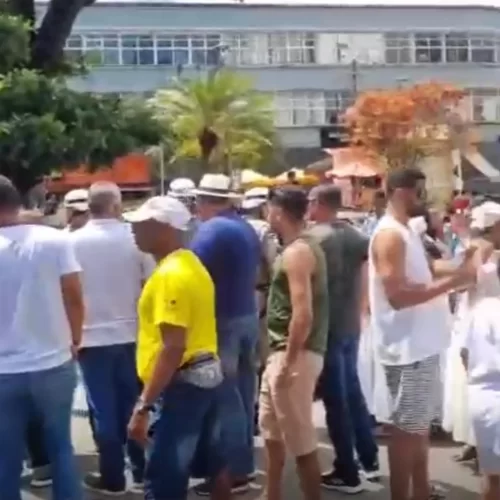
[149,70,277,175]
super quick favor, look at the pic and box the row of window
[121,89,500,126]
[66,31,500,66]
[272,88,500,127]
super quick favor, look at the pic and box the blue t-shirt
[190,210,260,319]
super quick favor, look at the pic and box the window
[414,32,443,63]
[102,35,120,65]
[65,34,119,65]
[267,32,316,64]
[65,35,83,61]
[191,34,221,66]
[384,33,411,64]
[121,35,155,65]
[470,34,496,63]
[324,90,354,123]
[273,91,352,127]
[223,34,269,65]
[155,35,189,66]
[469,88,500,122]
[445,32,469,63]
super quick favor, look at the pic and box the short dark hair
[0,175,21,211]
[386,168,426,196]
[308,185,342,210]
[268,185,308,222]
[374,190,386,201]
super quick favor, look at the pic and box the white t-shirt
[70,219,155,347]
[0,224,81,374]
[369,214,450,365]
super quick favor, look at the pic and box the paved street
[22,404,481,499]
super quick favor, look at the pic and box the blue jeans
[0,361,82,500]
[27,417,50,468]
[321,336,378,480]
[79,343,144,489]
[217,314,258,478]
[145,380,226,499]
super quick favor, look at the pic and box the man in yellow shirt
[125,196,230,500]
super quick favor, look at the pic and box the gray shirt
[308,221,369,341]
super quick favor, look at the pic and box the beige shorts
[258,350,323,457]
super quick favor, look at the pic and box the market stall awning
[273,168,319,186]
[240,169,273,187]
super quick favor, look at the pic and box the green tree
[3,0,96,74]
[0,13,162,195]
[151,70,277,174]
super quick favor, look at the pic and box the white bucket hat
[192,174,240,198]
[241,187,269,210]
[63,189,89,212]
[123,196,191,230]
[168,178,196,198]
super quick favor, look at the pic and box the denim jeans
[79,343,144,489]
[27,417,50,469]
[217,314,259,477]
[0,361,82,500]
[321,335,378,480]
[145,379,226,499]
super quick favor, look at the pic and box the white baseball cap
[241,187,269,210]
[123,196,191,230]
[63,189,89,212]
[168,177,196,198]
[471,201,500,230]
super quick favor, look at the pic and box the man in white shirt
[71,182,154,495]
[0,175,84,500]
[369,168,476,500]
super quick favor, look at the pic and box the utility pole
[351,58,358,96]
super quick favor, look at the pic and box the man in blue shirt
[190,174,261,496]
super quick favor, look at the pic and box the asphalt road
[22,403,481,499]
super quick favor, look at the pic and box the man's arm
[139,275,189,405]
[282,241,315,367]
[58,238,84,349]
[373,229,470,310]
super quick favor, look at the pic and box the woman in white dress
[459,201,500,500]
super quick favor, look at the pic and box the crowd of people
[1,167,500,500]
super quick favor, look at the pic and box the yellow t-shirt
[136,249,217,383]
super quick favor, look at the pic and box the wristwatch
[134,398,155,415]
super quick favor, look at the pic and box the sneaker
[361,462,381,482]
[194,479,251,496]
[30,466,52,488]
[82,473,126,496]
[429,484,446,499]
[130,481,144,494]
[321,470,364,494]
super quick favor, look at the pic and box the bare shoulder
[372,228,405,257]
[282,239,314,269]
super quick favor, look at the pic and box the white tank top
[368,214,450,365]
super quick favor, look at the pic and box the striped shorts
[384,354,441,434]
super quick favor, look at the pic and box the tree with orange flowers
[343,81,470,171]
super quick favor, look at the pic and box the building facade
[37,0,500,171]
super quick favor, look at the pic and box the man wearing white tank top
[369,168,476,500]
